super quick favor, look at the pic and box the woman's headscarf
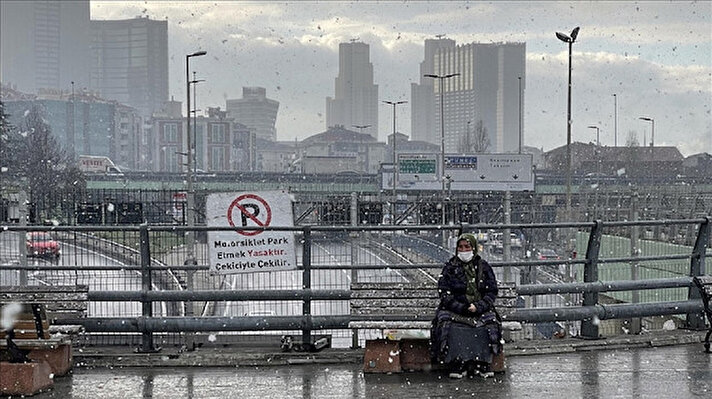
[456,233,479,255]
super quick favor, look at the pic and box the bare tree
[625,130,640,147]
[4,104,84,203]
[460,119,491,153]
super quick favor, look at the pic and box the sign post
[207,191,297,274]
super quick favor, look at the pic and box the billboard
[382,153,534,192]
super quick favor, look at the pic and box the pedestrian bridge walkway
[31,330,711,398]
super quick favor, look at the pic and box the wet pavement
[22,332,711,399]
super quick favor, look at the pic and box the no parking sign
[206,191,297,274]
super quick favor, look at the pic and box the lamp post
[587,125,600,146]
[518,76,523,154]
[184,51,205,352]
[185,50,206,249]
[424,72,460,226]
[612,94,618,147]
[638,117,654,147]
[190,71,205,175]
[556,26,579,251]
[352,124,371,172]
[382,100,407,225]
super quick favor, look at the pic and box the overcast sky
[92,1,711,156]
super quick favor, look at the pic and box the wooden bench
[0,285,89,378]
[348,281,521,373]
[692,276,712,353]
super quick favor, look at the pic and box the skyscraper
[326,41,379,139]
[0,0,91,93]
[90,16,169,119]
[412,40,526,153]
[226,87,279,142]
[410,37,456,144]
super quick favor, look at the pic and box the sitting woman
[430,233,501,379]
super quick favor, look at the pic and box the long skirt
[443,322,493,365]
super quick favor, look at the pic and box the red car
[26,232,61,258]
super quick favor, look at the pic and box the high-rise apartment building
[226,87,279,142]
[0,0,91,93]
[90,16,169,119]
[326,41,379,139]
[411,40,525,153]
[410,37,456,144]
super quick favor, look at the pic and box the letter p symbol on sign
[240,203,260,226]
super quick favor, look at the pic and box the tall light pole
[190,71,205,175]
[382,100,407,224]
[185,51,206,256]
[612,93,618,147]
[639,117,654,147]
[556,26,579,232]
[352,124,371,172]
[587,125,600,146]
[518,76,523,154]
[424,72,459,225]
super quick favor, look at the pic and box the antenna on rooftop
[435,34,446,39]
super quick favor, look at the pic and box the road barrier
[0,217,709,351]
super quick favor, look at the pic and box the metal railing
[0,217,709,351]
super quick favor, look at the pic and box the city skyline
[48,2,712,156]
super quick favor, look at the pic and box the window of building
[210,147,225,170]
[163,146,179,172]
[163,123,178,142]
[210,124,226,143]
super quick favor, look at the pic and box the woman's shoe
[448,370,467,379]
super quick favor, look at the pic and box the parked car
[534,248,561,260]
[26,232,60,259]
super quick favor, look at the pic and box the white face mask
[457,251,474,263]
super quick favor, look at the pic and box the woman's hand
[468,303,478,313]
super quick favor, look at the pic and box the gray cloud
[92,1,711,155]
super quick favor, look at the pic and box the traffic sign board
[206,191,297,274]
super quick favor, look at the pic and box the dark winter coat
[437,254,498,316]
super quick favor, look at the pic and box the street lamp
[352,124,371,172]
[638,117,654,147]
[190,71,205,175]
[587,125,600,146]
[556,26,579,230]
[518,76,523,154]
[382,100,407,225]
[612,94,618,147]
[185,50,206,255]
[424,72,460,225]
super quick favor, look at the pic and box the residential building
[226,87,279,142]
[386,132,440,163]
[148,104,254,173]
[0,0,91,93]
[413,40,525,154]
[544,142,684,179]
[298,125,384,174]
[326,41,379,139]
[90,16,169,119]
[1,84,142,170]
[255,139,296,173]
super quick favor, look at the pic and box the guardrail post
[138,223,157,352]
[581,220,602,339]
[302,225,312,347]
[629,190,641,334]
[18,191,28,286]
[687,217,710,330]
[350,193,360,349]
